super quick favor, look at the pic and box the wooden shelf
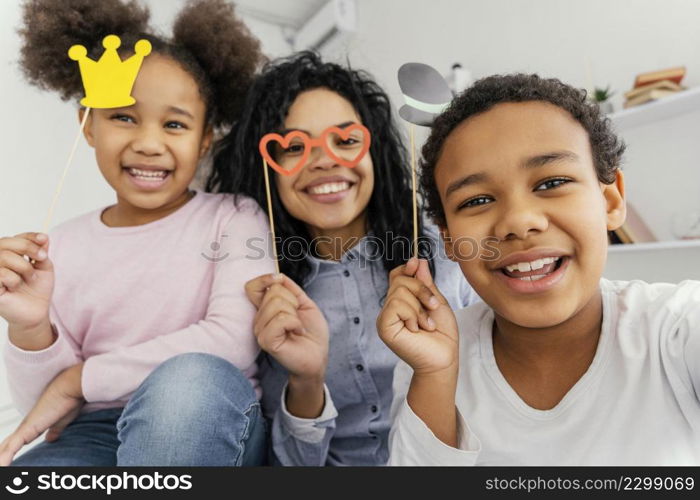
[608,239,700,253]
[609,86,700,130]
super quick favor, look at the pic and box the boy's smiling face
[435,101,626,328]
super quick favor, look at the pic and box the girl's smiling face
[273,88,374,236]
[436,101,625,329]
[82,54,212,220]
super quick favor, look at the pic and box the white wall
[322,0,700,114]
[319,0,700,284]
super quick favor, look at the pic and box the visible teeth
[518,274,547,281]
[308,182,350,195]
[505,256,560,273]
[128,167,167,179]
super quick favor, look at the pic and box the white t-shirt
[389,279,700,465]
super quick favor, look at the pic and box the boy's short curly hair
[420,73,626,226]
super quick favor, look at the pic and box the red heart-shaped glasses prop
[259,124,371,176]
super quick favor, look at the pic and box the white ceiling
[233,0,329,28]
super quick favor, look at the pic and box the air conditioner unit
[293,0,357,51]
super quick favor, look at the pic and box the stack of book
[623,66,686,109]
[609,203,656,244]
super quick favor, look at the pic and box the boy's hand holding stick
[377,257,460,447]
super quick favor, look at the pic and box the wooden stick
[42,107,92,234]
[262,158,280,274]
[410,123,418,260]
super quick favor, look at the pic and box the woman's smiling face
[435,101,625,328]
[273,88,374,235]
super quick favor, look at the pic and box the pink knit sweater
[4,191,274,414]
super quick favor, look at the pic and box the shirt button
[343,270,350,277]
[371,405,378,413]
[356,364,364,372]
[353,317,360,324]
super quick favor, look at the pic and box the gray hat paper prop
[398,63,453,127]
[397,62,453,259]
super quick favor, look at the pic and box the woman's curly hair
[207,51,436,285]
[19,0,263,129]
[420,73,626,226]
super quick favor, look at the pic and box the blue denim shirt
[258,230,479,466]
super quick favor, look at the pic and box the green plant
[592,85,615,102]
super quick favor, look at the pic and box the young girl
[378,74,700,465]
[0,0,273,466]
[207,52,479,466]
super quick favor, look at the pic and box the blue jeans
[12,353,267,466]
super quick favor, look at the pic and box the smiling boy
[378,74,700,465]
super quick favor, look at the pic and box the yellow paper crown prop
[38,35,152,235]
[68,34,152,109]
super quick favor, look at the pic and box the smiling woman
[208,51,479,466]
[208,51,432,280]
[271,89,375,247]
